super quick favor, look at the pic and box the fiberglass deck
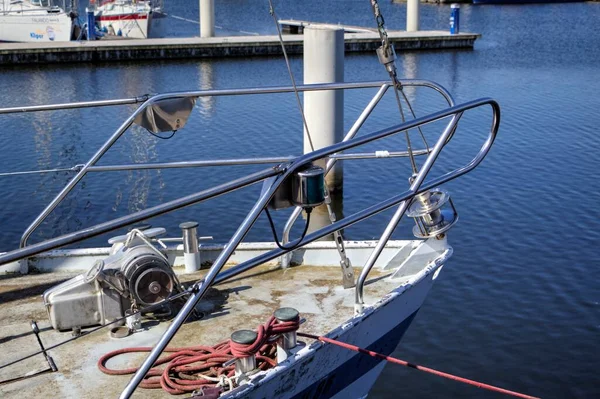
[0,263,398,398]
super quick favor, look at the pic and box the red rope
[229,316,299,358]
[298,332,540,399]
[100,315,536,398]
[98,316,299,395]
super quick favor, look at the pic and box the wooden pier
[0,26,480,65]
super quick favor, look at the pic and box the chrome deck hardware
[43,228,178,332]
[0,80,500,398]
[274,307,299,363]
[291,164,325,208]
[407,189,458,239]
[125,309,142,332]
[265,163,325,211]
[231,330,258,380]
[180,221,201,273]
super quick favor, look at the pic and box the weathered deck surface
[0,263,397,398]
[0,30,480,65]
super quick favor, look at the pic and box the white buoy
[303,27,344,192]
[200,0,214,38]
[407,0,420,32]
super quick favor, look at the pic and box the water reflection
[112,126,166,214]
[197,61,216,117]
[401,52,418,102]
[27,71,87,239]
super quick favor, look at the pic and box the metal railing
[118,96,499,399]
[0,80,500,398]
[280,81,455,266]
[0,80,451,249]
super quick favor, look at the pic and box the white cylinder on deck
[181,221,201,273]
[183,252,201,274]
[200,0,215,38]
[407,0,420,32]
[303,27,344,192]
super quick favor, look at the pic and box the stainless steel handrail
[0,80,451,116]
[0,95,500,397]
[0,97,492,268]
[280,80,455,263]
[82,151,427,171]
[0,151,429,177]
[354,104,499,310]
[2,80,449,248]
[0,96,150,114]
[0,167,282,265]
[118,97,500,398]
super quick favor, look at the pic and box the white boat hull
[96,11,152,39]
[0,13,72,42]
[224,264,439,398]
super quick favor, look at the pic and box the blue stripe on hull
[292,310,419,399]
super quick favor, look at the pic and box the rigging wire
[399,88,431,151]
[266,0,316,152]
[0,167,78,177]
[368,0,431,173]
[390,82,418,173]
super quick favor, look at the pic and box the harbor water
[1,1,599,398]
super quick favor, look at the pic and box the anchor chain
[323,187,355,288]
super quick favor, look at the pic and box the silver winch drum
[43,239,176,332]
[407,188,459,239]
[122,253,174,306]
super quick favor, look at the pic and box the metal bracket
[334,231,355,289]
[324,189,355,289]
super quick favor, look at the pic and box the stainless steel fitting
[274,307,299,363]
[180,221,201,273]
[230,329,258,376]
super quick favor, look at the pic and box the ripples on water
[1,2,599,398]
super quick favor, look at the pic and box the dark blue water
[1,2,600,398]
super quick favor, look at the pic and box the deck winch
[43,227,180,332]
[407,188,459,238]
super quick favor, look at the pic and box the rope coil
[99,313,538,398]
[98,316,299,395]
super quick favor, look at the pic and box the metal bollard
[274,307,299,363]
[450,4,460,35]
[230,330,258,377]
[180,221,201,273]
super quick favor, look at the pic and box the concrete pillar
[200,0,214,38]
[303,27,344,192]
[407,0,420,32]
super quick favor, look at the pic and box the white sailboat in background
[93,0,154,39]
[0,0,73,42]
